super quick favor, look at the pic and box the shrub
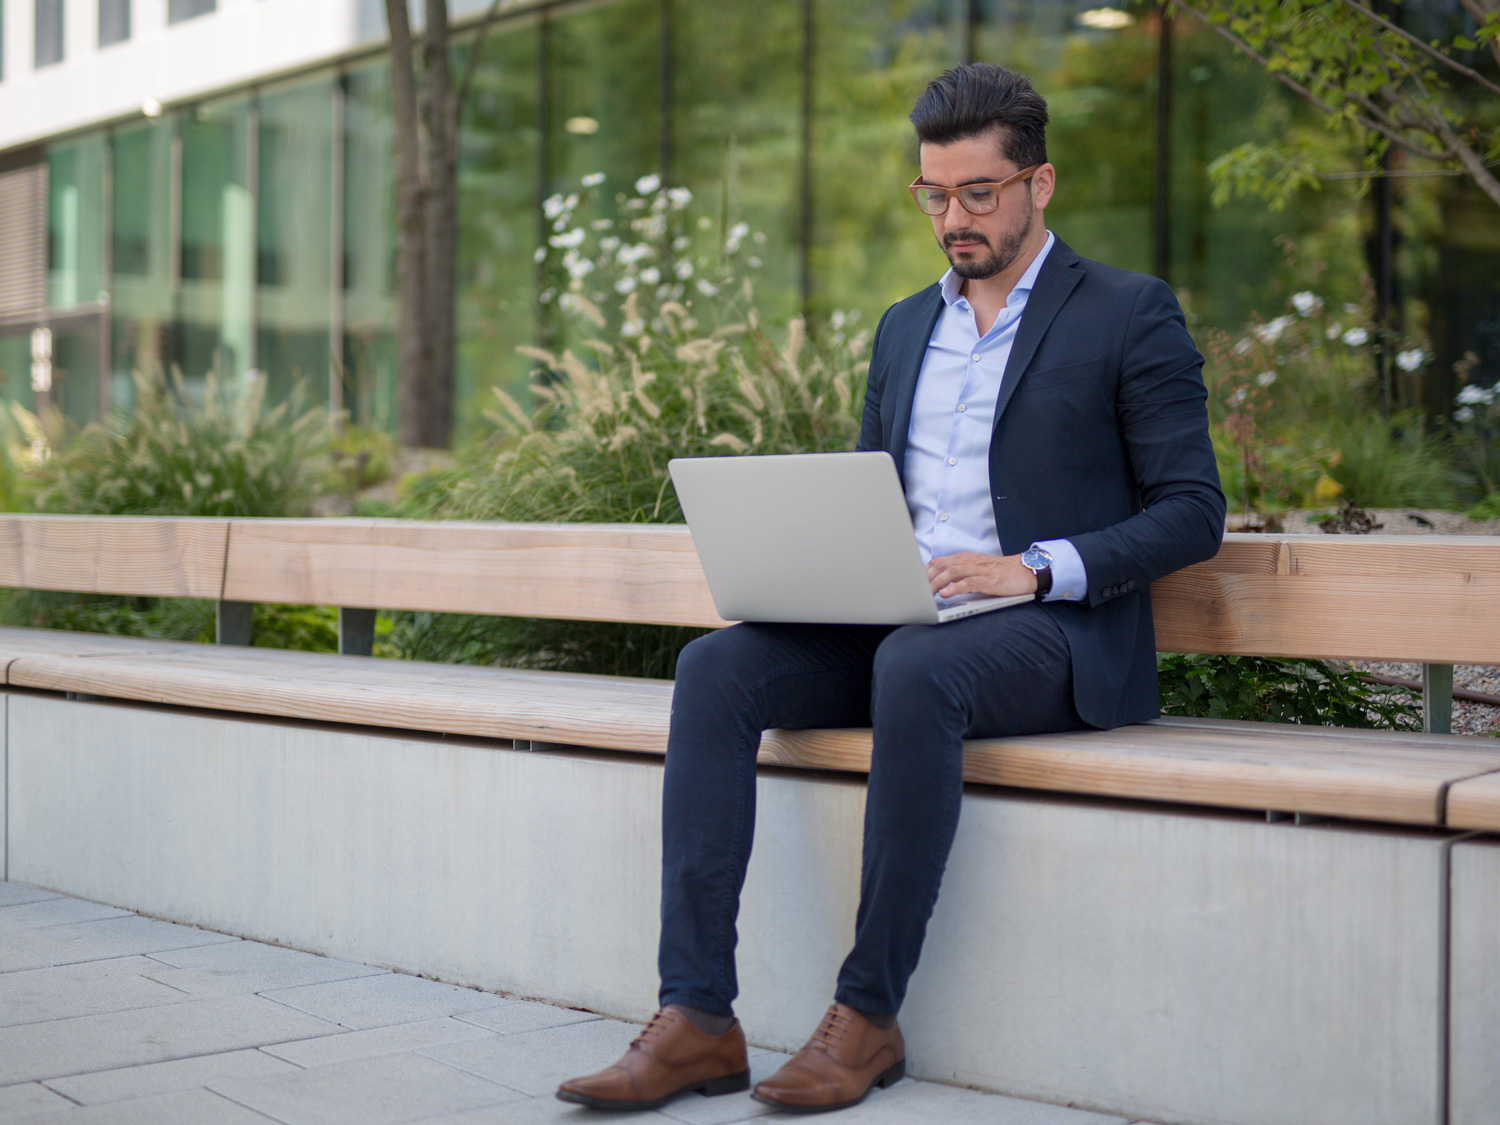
[21,370,328,518]
[1323,412,1457,509]
[1158,653,1420,729]
[394,175,868,677]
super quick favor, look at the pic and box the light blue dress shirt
[903,230,1088,604]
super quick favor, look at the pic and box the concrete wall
[1450,839,1500,1125]
[5,693,1454,1125]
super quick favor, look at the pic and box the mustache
[943,231,990,249]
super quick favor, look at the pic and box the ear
[1030,163,1056,211]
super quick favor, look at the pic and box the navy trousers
[657,602,1085,1018]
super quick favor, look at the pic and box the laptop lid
[668,451,948,625]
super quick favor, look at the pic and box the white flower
[1455,406,1476,422]
[552,217,569,233]
[1326,323,1342,340]
[674,259,695,280]
[542,193,568,220]
[1254,316,1292,344]
[1256,371,1278,387]
[1395,348,1427,372]
[635,173,661,195]
[591,218,614,230]
[599,235,621,253]
[667,187,693,210]
[639,266,661,285]
[581,172,606,187]
[1342,327,1370,347]
[672,236,692,252]
[747,256,762,268]
[562,249,594,280]
[1291,291,1322,317]
[696,279,720,297]
[1229,387,1248,406]
[725,221,750,254]
[1344,302,1361,315]
[549,228,586,249]
[1233,338,1253,355]
[533,247,547,263]
[1457,384,1493,406]
[615,276,638,295]
[830,310,847,330]
[617,242,653,265]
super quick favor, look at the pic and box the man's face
[917,129,1051,280]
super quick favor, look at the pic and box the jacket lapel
[991,240,1084,431]
[885,284,944,485]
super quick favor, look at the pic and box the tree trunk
[422,0,457,449]
[386,0,431,448]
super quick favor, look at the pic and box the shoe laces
[810,1006,852,1052]
[630,1009,674,1050]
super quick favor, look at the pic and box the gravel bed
[1347,660,1500,737]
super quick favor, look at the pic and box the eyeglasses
[908,165,1040,216]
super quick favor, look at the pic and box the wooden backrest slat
[2,515,1496,665]
[0,515,228,599]
[221,518,728,628]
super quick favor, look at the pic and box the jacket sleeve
[1068,276,1226,606]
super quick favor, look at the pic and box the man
[558,63,1224,1115]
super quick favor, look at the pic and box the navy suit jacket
[857,237,1226,729]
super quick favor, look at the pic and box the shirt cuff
[1033,539,1087,602]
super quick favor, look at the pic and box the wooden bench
[2,513,1499,828]
[6,513,1500,1125]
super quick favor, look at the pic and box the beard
[942,207,1034,280]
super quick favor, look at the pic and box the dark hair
[909,63,1049,168]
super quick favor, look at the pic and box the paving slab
[411,1096,662,1124]
[452,998,600,1037]
[143,938,388,997]
[0,937,51,974]
[263,970,512,1030]
[756,1079,1132,1125]
[210,1051,527,1125]
[9,1086,281,1124]
[2,915,239,965]
[0,1083,75,1118]
[45,1047,303,1106]
[0,955,193,1028]
[0,896,133,932]
[0,882,61,907]
[653,1051,789,1125]
[419,1017,641,1098]
[0,994,342,1085]
[262,1016,500,1069]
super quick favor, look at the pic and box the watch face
[1023,546,1053,570]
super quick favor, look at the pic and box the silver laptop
[668,451,1032,625]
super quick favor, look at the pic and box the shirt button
[972,354,981,362]
[957,404,966,412]
[948,457,957,466]
[938,513,948,522]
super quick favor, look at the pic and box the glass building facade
[4,0,1497,438]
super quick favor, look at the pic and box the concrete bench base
[3,691,1494,1125]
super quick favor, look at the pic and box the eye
[963,187,996,206]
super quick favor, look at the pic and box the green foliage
[1176,0,1500,212]
[1324,413,1457,509]
[330,424,399,492]
[1469,491,1500,520]
[1158,652,1421,730]
[0,591,216,641]
[21,370,329,518]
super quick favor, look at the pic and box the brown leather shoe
[556,1007,750,1111]
[752,1002,905,1113]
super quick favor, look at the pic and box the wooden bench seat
[9,626,1500,828]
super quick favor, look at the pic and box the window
[99,0,130,46]
[35,0,64,67]
[167,0,214,23]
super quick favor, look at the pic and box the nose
[941,195,969,230]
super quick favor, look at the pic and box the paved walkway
[0,880,1152,1125]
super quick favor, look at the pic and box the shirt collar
[939,229,1056,308]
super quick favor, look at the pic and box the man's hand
[926,552,1039,599]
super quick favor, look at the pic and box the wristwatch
[1021,545,1054,601]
